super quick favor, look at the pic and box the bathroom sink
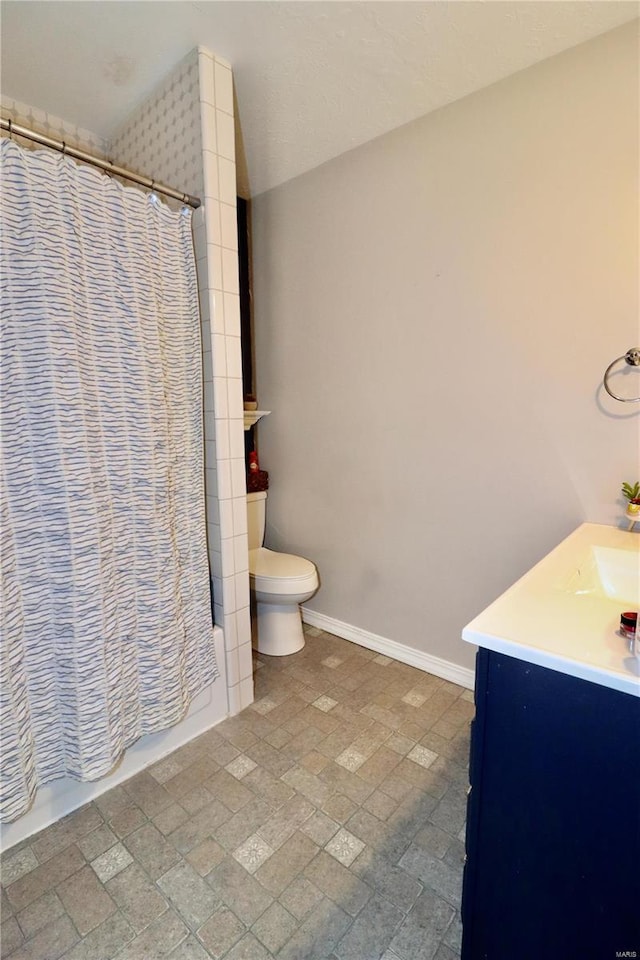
[562,545,640,605]
[462,523,640,696]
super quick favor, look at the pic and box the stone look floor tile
[205,858,273,926]
[335,892,404,960]
[1,848,39,887]
[106,861,169,933]
[91,841,134,882]
[312,695,337,712]
[1,915,24,956]
[114,909,190,960]
[169,934,214,959]
[4,844,86,912]
[196,905,246,958]
[276,896,352,960]
[224,755,258,780]
[123,822,181,880]
[278,875,324,921]
[407,744,439,769]
[14,889,65,939]
[251,900,298,953]
[61,911,136,960]
[185,838,226,877]
[2,631,470,960]
[157,861,219,931]
[254,831,319,897]
[7,912,79,960]
[224,932,272,960]
[56,864,117,936]
[233,834,275,875]
[325,828,366,867]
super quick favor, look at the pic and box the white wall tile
[227,378,244,421]
[233,533,249,573]
[214,61,234,115]
[221,536,235,575]
[215,416,231,461]
[237,642,253,681]
[225,336,242,379]
[216,110,235,162]
[231,458,246,499]
[210,549,223,580]
[198,50,215,105]
[227,683,242,715]
[236,606,252,647]
[206,495,220,526]
[213,376,229,419]
[216,458,232,499]
[224,611,238,649]
[219,498,235,541]
[205,468,218,498]
[212,334,227,378]
[229,420,245,460]
[235,571,250,611]
[204,199,222,246]
[225,646,240,686]
[205,439,217,469]
[222,247,240,295]
[203,152,220,201]
[239,676,254,710]
[208,290,224,335]
[223,293,241,337]
[232,496,248,536]
[200,101,217,155]
[198,290,211,326]
[207,522,222,559]
[218,157,237,206]
[220,202,238,251]
[222,575,236,611]
[206,243,223,292]
[202,350,213,383]
[192,219,207,259]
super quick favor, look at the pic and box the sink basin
[562,546,640,605]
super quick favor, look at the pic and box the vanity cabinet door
[461,649,639,960]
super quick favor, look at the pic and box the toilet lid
[249,547,316,582]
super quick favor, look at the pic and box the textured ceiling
[1,1,638,197]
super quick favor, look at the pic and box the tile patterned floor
[0,627,474,960]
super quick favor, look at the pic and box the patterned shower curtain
[0,137,218,822]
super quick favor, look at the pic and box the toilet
[247,491,319,656]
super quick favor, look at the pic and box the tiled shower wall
[0,95,111,157]
[111,46,252,716]
[2,47,253,715]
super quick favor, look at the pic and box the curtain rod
[1,117,202,209]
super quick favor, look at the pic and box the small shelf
[243,409,270,431]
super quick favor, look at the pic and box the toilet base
[255,601,306,656]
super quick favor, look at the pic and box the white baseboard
[301,607,476,691]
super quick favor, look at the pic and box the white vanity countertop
[462,522,640,697]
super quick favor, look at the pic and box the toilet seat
[249,547,318,595]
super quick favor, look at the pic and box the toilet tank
[246,491,267,550]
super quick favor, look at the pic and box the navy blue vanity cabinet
[461,648,639,960]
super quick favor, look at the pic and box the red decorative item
[249,451,259,472]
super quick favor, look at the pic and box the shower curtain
[0,137,218,822]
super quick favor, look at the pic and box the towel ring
[603,347,640,403]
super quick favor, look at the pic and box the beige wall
[251,22,639,671]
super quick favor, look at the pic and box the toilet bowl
[247,491,319,656]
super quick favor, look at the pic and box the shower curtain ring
[7,119,13,139]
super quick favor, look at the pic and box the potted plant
[622,481,640,516]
